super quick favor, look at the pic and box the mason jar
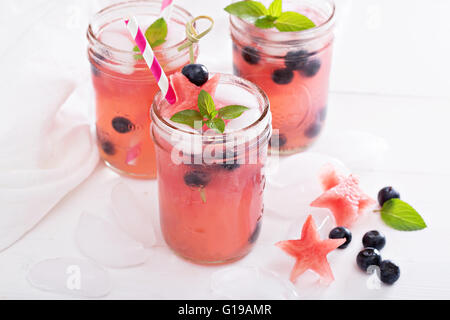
[151,73,271,263]
[230,0,335,154]
[87,0,198,178]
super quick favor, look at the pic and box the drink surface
[231,1,334,154]
[89,12,193,178]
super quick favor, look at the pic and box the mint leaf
[255,16,276,29]
[224,1,268,20]
[380,199,427,231]
[268,0,282,18]
[145,17,168,47]
[206,118,225,133]
[170,110,203,128]
[218,105,250,119]
[198,90,216,119]
[274,11,316,32]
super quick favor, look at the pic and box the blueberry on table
[184,170,211,188]
[377,186,400,206]
[269,133,287,148]
[242,46,260,65]
[272,68,294,85]
[100,140,115,156]
[329,227,352,249]
[299,59,321,77]
[379,260,400,285]
[112,117,134,134]
[356,248,382,272]
[362,230,386,250]
[284,50,309,70]
[181,64,209,87]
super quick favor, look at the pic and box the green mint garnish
[170,90,249,134]
[133,17,168,60]
[379,199,427,231]
[224,0,315,32]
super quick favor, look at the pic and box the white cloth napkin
[0,0,102,251]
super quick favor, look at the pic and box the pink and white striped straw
[125,16,176,104]
[160,0,173,20]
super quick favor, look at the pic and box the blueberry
[272,68,294,85]
[362,230,386,250]
[218,151,241,171]
[284,50,309,70]
[100,140,115,155]
[248,219,262,244]
[356,248,382,272]
[269,133,287,148]
[329,227,352,249]
[318,107,327,121]
[184,170,211,188]
[242,46,260,65]
[181,64,209,86]
[379,260,400,285]
[90,63,100,77]
[299,59,321,77]
[112,117,134,134]
[232,42,238,52]
[377,186,400,206]
[233,64,241,77]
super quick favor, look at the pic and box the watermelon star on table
[310,165,376,227]
[276,215,345,285]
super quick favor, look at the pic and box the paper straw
[160,0,173,21]
[125,16,176,104]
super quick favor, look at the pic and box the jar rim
[230,0,335,45]
[151,73,271,141]
[87,0,193,55]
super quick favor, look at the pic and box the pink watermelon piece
[161,73,221,118]
[311,166,376,227]
[319,163,345,191]
[276,215,345,284]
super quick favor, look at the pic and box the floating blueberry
[304,118,322,139]
[377,186,400,206]
[181,64,209,86]
[112,117,134,134]
[272,68,294,85]
[269,133,287,148]
[299,59,321,77]
[329,227,352,249]
[242,46,260,65]
[100,141,115,155]
[362,230,386,250]
[284,50,309,70]
[379,260,400,285]
[248,220,262,244]
[232,42,238,52]
[318,107,327,122]
[184,170,211,188]
[356,248,382,272]
[90,63,100,77]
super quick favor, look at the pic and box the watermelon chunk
[319,163,345,191]
[311,165,376,227]
[161,73,221,118]
[276,215,345,284]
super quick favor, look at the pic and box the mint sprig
[224,0,315,32]
[379,199,427,231]
[133,17,168,60]
[170,90,249,134]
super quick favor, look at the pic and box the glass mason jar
[151,74,271,264]
[230,0,335,155]
[87,0,198,179]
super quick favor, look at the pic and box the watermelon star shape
[161,72,220,118]
[276,215,345,284]
[310,165,375,227]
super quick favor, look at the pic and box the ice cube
[75,213,149,268]
[211,266,299,299]
[27,257,111,298]
[111,183,157,248]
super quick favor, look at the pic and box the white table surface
[1,0,450,299]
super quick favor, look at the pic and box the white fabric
[0,0,101,251]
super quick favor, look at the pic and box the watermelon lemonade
[151,71,271,263]
[87,1,197,178]
[229,0,335,154]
